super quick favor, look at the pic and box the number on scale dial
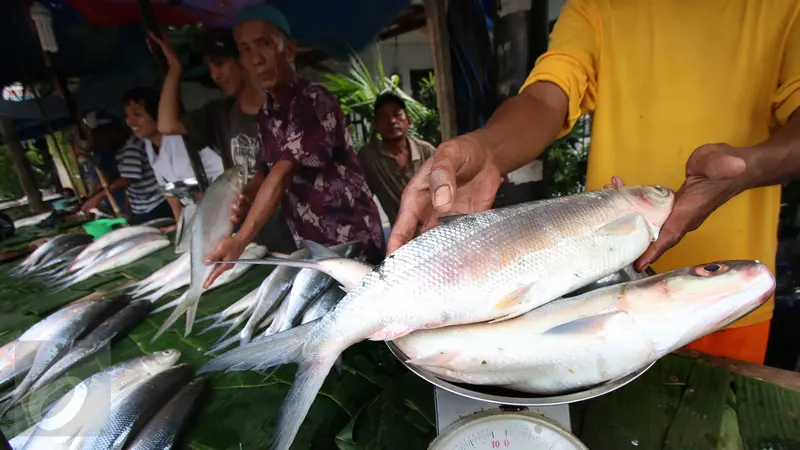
[428,411,588,450]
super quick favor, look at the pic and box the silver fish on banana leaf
[20,349,181,450]
[124,377,208,450]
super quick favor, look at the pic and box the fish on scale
[394,260,775,394]
[199,185,675,450]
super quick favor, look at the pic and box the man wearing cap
[358,92,437,225]
[203,4,384,287]
[148,28,297,253]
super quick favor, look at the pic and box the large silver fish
[199,185,675,450]
[0,297,128,415]
[124,377,208,450]
[153,166,245,339]
[76,364,194,450]
[394,260,775,394]
[27,300,153,396]
[20,349,181,450]
[300,284,347,325]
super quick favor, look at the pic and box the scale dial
[428,410,588,450]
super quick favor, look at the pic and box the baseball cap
[234,4,292,39]
[193,27,239,59]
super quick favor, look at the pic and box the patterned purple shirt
[258,76,384,260]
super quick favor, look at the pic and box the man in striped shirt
[81,134,172,225]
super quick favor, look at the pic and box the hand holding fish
[387,134,503,254]
[203,235,247,288]
[620,143,749,271]
[229,195,250,224]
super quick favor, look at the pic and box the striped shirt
[116,137,165,214]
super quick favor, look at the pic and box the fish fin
[213,319,244,344]
[438,213,467,224]
[493,283,538,312]
[596,213,644,236]
[406,352,459,368]
[543,311,626,335]
[488,310,529,324]
[185,301,199,337]
[367,324,415,341]
[199,321,313,374]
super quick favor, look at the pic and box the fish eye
[652,186,669,196]
[694,263,729,277]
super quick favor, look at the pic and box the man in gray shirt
[149,28,296,252]
[358,93,436,225]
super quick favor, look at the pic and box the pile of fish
[194,185,776,450]
[8,225,172,294]
[8,350,207,450]
[0,295,152,415]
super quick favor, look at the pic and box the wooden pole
[0,117,47,213]
[424,0,458,141]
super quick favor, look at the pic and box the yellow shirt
[521,0,800,328]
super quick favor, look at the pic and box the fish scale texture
[309,189,658,356]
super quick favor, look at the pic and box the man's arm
[165,196,184,222]
[741,111,800,188]
[472,82,569,175]
[149,32,187,135]
[80,176,133,213]
[234,160,293,245]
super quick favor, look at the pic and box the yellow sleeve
[519,0,600,138]
[774,11,800,126]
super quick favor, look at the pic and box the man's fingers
[387,202,423,255]
[429,141,467,213]
[203,265,225,289]
[633,219,684,272]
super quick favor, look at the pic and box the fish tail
[185,298,199,337]
[151,291,195,343]
[270,359,335,450]
[195,313,222,325]
[204,334,239,355]
[150,294,184,315]
[197,321,330,450]
[198,318,233,336]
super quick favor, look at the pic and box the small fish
[21,349,181,450]
[395,260,776,394]
[199,185,674,450]
[56,234,170,291]
[12,234,93,276]
[76,364,194,450]
[70,226,162,274]
[27,300,153,396]
[124,377,208,450]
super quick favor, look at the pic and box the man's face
[205,56,247,96]
[124,101,157,140]
[375,102,410,141]
[234,20,296,91]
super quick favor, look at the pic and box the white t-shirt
[144,135,224,187]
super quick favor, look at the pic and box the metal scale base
[434,387,571,433]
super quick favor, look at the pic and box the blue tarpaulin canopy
[1,0,411,141]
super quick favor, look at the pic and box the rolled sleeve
[278,86,336,169]
[774,14,800,126]
[519,0,600,137]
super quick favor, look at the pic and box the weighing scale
[387,266,657,450]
